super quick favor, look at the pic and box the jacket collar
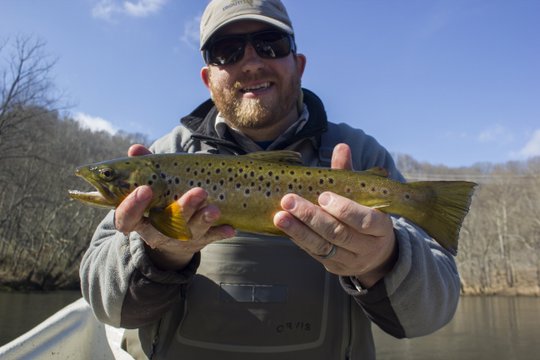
[180,88,328,154]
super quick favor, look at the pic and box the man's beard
[209,71,300,130]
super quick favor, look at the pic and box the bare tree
[0,36,59,162]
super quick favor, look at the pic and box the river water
[0,292,539,359]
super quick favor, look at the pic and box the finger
[115,185,153,232]
[318,192,393,238]
[274,210,336,257]
[331,143,353,170]
[177,187,210,221]
[128,144,152,157]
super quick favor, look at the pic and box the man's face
[202,21,306,131]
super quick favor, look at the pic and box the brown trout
[69,151,476,254]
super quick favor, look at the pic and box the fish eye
[98,167,116,181]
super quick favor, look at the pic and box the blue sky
[1,0,539,167]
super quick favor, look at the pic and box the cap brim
[200,15,293,50]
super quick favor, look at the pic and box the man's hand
[273,143,398,288]
[114,144,235,271]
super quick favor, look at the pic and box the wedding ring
[319,243,337,260]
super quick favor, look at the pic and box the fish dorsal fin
[245,150,303,165]
[364,167,389,177]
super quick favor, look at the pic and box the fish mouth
[68,167,118,208]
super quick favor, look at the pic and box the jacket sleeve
[341,219,460,338]
[335,123,460,338]
[79,211,200,328]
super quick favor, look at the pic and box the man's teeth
[242,82,270,92]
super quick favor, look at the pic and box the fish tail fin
[400,181,477,255]
[149,202,192,240]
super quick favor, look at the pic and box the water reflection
[0,290,81,346]
[374,296,540,359]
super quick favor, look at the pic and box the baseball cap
[200,0,294,50]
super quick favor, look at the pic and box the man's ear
[201,66,210,89]
[295,53,307,77]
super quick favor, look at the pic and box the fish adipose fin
[149,202,192,240]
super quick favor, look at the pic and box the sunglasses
[203,30,296,66]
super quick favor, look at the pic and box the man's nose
[240,43,265,72]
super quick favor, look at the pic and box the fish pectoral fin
[148,202,192,240]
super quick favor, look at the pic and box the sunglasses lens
[207,36,245,65]
[253,32,291,59]
[205,31,293,65]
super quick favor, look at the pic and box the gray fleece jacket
[79,89,460,359]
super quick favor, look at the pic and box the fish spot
[244,189,250,195]
[227,168,233,173]
[239,168,244,173]
[275,175,280,181]
[174,194,179,200]
[306,171,312,176]
[152,174,158,180]
[308,186,313,191]
[175,178,180,184]
[250,171,255,177]
[258,175,264,181]
[405,193,411,200]
[186,167,191,173]
[189,180,194,186]
[174,162,178,167]
[155,164,161,169]
[265,191,272,197]
[148,180,153,185]
[196,181,202,187]
[289,170,295,175]
[346,187,352,193]
[371,187,376,192]
[219,194,225,200]
[236,183,242,189]
[219,179,225,186]
[319,179,324,185]
[243,203,247,208]
[382,189,389,195]
[361,182,366,188]
[212,185,218,191]
[288,184,293,190]
[215,169,221,174]
[328,178,335,184]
